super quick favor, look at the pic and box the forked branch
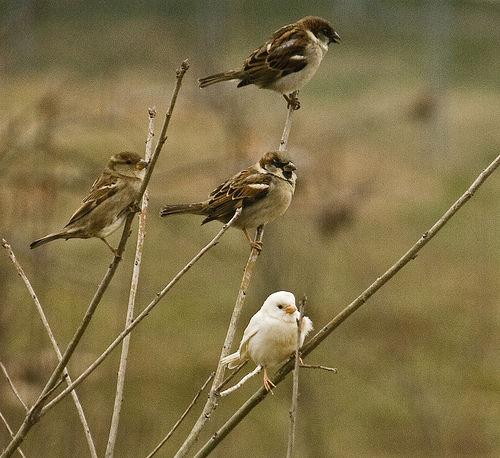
[193,153,500,457]
[1,59,190,458]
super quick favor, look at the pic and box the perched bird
[160,151,296,251]
[221,291,313,392]
[30,152,148,254]
[198,16,340,109]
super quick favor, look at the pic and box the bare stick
[1,59,190,458]
[193,153,500,457]
[1,243,98,458]
[287,296,306,458]
[0,363,27,412]
[146,372,215,458]
[216,361,248,392]
[39,208,241,416]
[105,108,156,458]
[299,364,337,373]
[0,411,26,458]
[176,92,299,458]
[279,90,298,152]
[218,365,262,397]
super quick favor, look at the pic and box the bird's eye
[278,305,283,309]
[126,160,132,164]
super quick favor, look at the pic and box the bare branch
[1,242,98,457]
[0,411,26,458]
[279,90,298,152]
[0,362,27,412]
[39,208,241,416]
[176,96,299,458]
[146,372,215,458]
[216,361,248,392]
[192,153,500,457]
[105,108,157,458]
[299,364,337,373]
[287,295,306,458]
[1,60,190,458]
[218,365,262,397]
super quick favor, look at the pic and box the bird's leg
[283,93,300,110]
[263,366,275,394]
[128,201,142,214]
[243,228,262,252]
[100,237,118,255]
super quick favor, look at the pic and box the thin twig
[287,296,306,458]
[1,242,98,458]
[216,361,248,392]
[0,410,26,458]
[39,208,241,416]
[1,60,190,458]
[105,108,157,458]
[176,87,298,458]
[146,372,215,458]
[192,153,500,457]
[279,90,297,152]
[218,365,262,397]
[0,362,27,412]
[299,364,337,373]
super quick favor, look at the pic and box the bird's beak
[136,160,149,170]
[285,304,297,314]
[284,162,296,172]
[330,31,341,44]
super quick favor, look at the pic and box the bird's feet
[263,368,275,394]
[243,229,263,252]
[128,201,142,214]
[283,93,301,110]
[100,238,119,256]
[249,240,263,252]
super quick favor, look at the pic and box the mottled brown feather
[202,170,272,223]
[65,172,119,226]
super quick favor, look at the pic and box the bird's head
[259,151,297,184]
[108,152,148,177]
[261,291,298,321]
[299,16,341,46]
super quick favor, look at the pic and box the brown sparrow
[221,291,313,392]
[30,152,148,254]
[160,151,296,251]
[198,16,340,109]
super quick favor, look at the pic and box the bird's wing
[203,169,272,222]
[240,25,309,85]
[65,171,121,226]
[238,314,262,359]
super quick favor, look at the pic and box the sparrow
[221,291,313,392]
[160,151,296,251]
[198,16,340,109]
[30,152,148,254]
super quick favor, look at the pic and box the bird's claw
[263,376,276,394]
[283,93,301,110]
[128,202,142,214]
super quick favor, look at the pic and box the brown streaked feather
[65,172,120,226]
[202,170,272,223]
[238,25,309,87]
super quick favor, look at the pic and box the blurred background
[1,0,499,456]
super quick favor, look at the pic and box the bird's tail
[160,203,206,217]
[30,232,66,249]
[220,351,241,369]
[198,71,243,88]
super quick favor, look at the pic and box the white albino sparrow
[30,152,148,254]
[160,151,296,251]
[221,291,313,392]
[198,16,340,109]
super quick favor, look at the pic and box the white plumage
[221,291,313,392]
